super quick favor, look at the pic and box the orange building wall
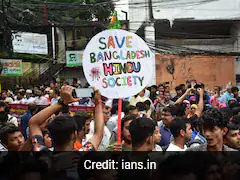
[155,54,235,90]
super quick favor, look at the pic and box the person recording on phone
[28,86,104,151]
[193,83,210,105]
[210,86,225,108]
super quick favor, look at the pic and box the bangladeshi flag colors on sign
[108,11,121,29]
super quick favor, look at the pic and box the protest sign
[82,29,154,99]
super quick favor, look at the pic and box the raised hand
[60,86,81,105]
[89,86,101,103]
[197,88,204,96]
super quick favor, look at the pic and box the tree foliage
[7,0,114,26]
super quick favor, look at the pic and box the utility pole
[145,0,156,86]
[148,0,154,21]
[1,0,12,57]
[44,1,48,25]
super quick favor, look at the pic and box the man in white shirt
[166,117,192,151]
[84,101,112,151]
[106,102,125,133]
[12,92,24,104]
[22,89,36,104]
[34,89,49,106]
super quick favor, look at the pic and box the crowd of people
[0,78,239,153]
[0,78,239,180]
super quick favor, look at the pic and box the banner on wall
[82,29,154,99]
[9,104,28,123]
[66,51,83,67]
[0,59,23,76]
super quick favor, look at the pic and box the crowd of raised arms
[0,78,240,152]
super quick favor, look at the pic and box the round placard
[82,29,154,99]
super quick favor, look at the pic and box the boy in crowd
[129,117,155,151]
[0,123,25,151]
[166,117,192,151]
[158,105,179,149]
[223,122,240,150]
[187,108,236,151]
[107,115,137,151]
[73,113,92,150]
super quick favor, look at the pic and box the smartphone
[75,88,94,98]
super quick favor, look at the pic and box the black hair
[179,84,186,88]
[73,113,91,132]
[163,104,186,117]
[28,104,38,115]
[0,111,8,123]
[61,106,70,114]
[231,115,240,126]
[136,102,145,112]
[175,86,182,91]
[219,107,233,122]
[73,78,78,83]
[158,84,164,88]
[229,101,239,109]
[124,105,137,115]
[215,86,221,92]
[201,108,227,130]
[122,101,130,114]
[111,104,118,115]
[129,118,155,147]
[121,114,137,132]
[36,106,45,113]
[226,123,239,136]
[42,129,49,137]
[0,101,6,107]
[170,117,190,138]
[151,85,158,90]
[0,123,21,145]
[144,100,151,111]
[48,115,77,147]
[231,86,239,93]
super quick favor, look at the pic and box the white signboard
[12,32,48,55]
[83,29,154,99]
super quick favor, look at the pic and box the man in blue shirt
[222,85,233,106]
[158,105,179,150]
[20,104,38,140]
